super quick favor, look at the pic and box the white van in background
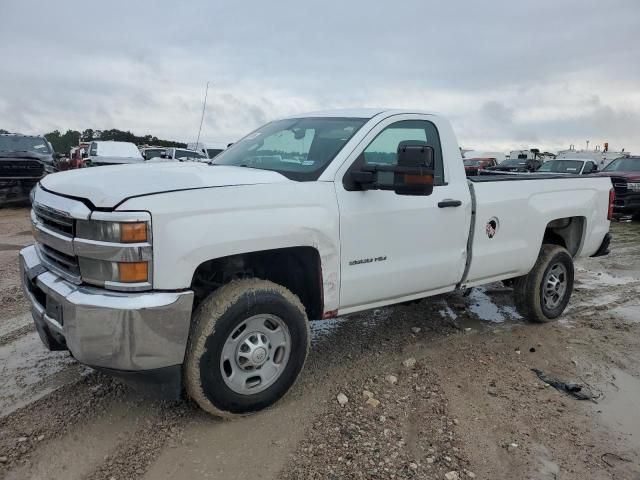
[84,141,144,166]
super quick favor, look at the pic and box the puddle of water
[611,304,640,323]
[575,269,637,290]
[310,317,348,341]
[0,331,77,417]
[570,292,621,310]
[467,287,522,323]
[597,368,640,453]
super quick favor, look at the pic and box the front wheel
[513,244,574,323]
[184,279,310,417]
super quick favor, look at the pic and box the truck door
[335,115,471,312]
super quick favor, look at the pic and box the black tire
[513,244,574,323]
[184,279,310,417]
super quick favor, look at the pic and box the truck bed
[464,174,612,288]
[470,173,588,182]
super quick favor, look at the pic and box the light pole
[195,81,211,150]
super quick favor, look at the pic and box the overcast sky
[1,0,639,153]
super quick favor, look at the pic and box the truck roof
[283,108,442,119]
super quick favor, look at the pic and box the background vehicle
[83,141,144,166]
[68,143,92,169]
[596,156,640,217]
[537,159,598,175]
[141,146,167,160]
[155,147,209,162]
[188,142,228,159]
[557,143,630,170]
[21,109,612,417]
[485,157,542,172]
[464,157,498,176]
[0,134,56,204]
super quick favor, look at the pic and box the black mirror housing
[394,142,435,195]
[349,143,435,196]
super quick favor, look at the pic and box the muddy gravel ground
[1,206,640,480]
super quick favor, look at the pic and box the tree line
[1,128,186,153]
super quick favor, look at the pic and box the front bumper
[20,244,194,372]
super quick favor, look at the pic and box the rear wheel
[513,244,574,323]
[184,279,310,417]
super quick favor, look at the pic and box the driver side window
[363,127,427,166]
[350,120,444,187]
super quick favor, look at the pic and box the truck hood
[595,171,640,181]
[87,156,144,165]
[0,150,53,162]
[41,163,290,208]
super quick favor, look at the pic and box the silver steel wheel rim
[220,314,291,395]
[543,262,568,310]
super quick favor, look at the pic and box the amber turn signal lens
[404,173,434,185]
[118,262,148,283]
[120,223,147,243]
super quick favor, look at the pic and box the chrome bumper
[20,244,194,371]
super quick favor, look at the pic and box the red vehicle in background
[68,142,92,169]
[464,157,498,176]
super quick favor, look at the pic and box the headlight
[627,182,640,192]
[76,220,149,243]
[75,212,152,291]
[79,258,149,284]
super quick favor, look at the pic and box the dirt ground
[1,206,639,480]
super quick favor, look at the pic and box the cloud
[1,0,639,153]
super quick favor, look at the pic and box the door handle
[438,199,462,208]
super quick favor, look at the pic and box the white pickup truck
[20,109,613,416]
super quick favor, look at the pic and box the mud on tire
[513,244,574,323]
[184,279,310,417]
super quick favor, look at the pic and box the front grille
[34,204,74,237]
[0,160,44,178]
[33,203,80,281]
[37,243,80,279]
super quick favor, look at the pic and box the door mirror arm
[350,164,435,195]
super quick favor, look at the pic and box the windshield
[538,160,583,173]
[501,159,525,166]
[175,149,207,160]
[143,148,165,159]
[0,135,51,154]
[213,117,368,180]
[464,159,481,166]
[207,148,223,158]
[603,158,640,172]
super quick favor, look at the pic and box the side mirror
[349,142,435,196]
[393,143,434,196]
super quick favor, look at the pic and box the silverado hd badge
[349,256,387,266]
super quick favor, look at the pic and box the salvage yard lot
[1,206,639,480]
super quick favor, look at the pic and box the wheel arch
[190,246,324,320]
[542,216,586,257]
